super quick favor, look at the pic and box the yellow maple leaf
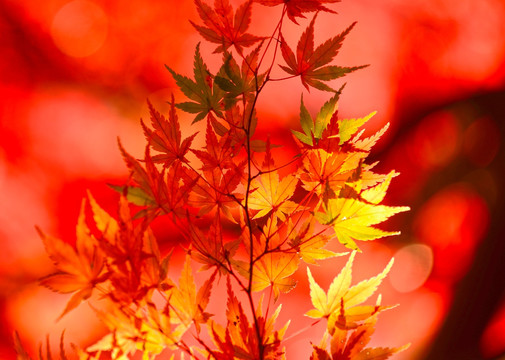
[306,252,393,320]
[168,255,215,332]
[248,171,299,221]
[235,217,299,300]
[287,219,346,265]
[333,112,377,145]
[235,252,299,301]
[351,122,390,153]
[315,174,409,251]
[88,303,183,360]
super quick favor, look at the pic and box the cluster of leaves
[17,0,410,359]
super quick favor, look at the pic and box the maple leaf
[247,143,301,221]
[292,91,340,146]
[190,167,243,221]
[161,162,197,218]
[14,332,71,360]
[250,251,299,300]
[38,199,106,319]
[189,217,240,272]
[208,278,251,358]
[88,192,171,305]
[88,304,182,359]
[248,171,299,221]
[287,219,345,264]
[192,0,265,54]
[166,43,224,122]
[221,101,261,151]
[117,141,158,213]
[215,48,266,107]
[92,195,150,304]
[333,112,377,145]
[235,218,299,300]
[298,149,365,197]
[255,0,340,24]
[254,296,290,358]
[305,252,393,320]
[209,279,289,358]
[141,96,197,166]
[280,16,366,92]
[140,228,172,292]
[168,255,216,332]
[351,122,390,153]
[328,295,395,332]
[192,115,237,170]
[314,106,380,155]
[328,315,409,360]
[315,174,409,251]
[118,142,196,219]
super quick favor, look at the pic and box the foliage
[16,0,410,359]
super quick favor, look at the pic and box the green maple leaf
[292,90,341,146]
[166,43,224,122]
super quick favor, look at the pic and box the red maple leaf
[255,0,339,24]
[141,96,197,167]
[192,0,265,53]
[280,15,366,91]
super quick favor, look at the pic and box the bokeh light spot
[390,244,434,293]
[50,0,108,58]
[481,301,505,359]
[408,111,460,170]
[414,184,489,282]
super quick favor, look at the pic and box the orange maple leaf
[299,149,365,196]
[210,279,289,358]
[142,96,197,167]
[168,255,216,332]
[39,199,106,319]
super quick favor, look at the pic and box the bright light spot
[414,184,489,282]
[390,244,433,293]
[50,0,108,58]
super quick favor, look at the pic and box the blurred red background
[1,0,504,359]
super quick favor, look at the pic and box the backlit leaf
[306,252,393,320]
[166,44,224,122]
[255,0,340,24]
[280,19,366,92]
[192,0,264,53]
[316,194,409,251]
